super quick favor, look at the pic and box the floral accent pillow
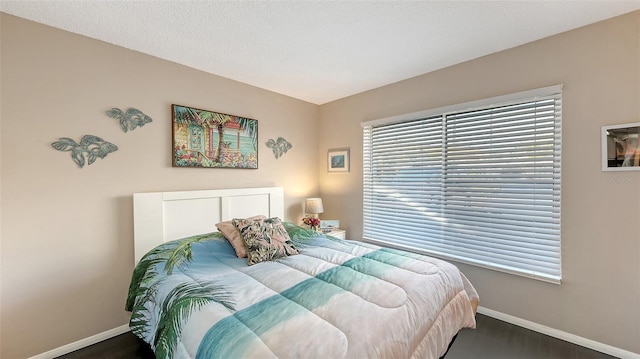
[233,217,299,265]
[216,215,266,258]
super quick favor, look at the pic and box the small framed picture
[328,148,350,172]
[320,220,340,229]
[602,122,640,171]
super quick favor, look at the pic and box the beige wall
[319,11,640,354]
[0,14,319,358]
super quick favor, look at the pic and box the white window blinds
[363,86,562,283]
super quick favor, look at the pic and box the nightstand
[324,228,346,240]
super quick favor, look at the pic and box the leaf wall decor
[265,137,292,159]
[106,107,153,132]
[52,135,118,168]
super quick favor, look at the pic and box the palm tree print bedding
[126,223,478,359]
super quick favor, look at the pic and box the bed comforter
[126,224,479,359]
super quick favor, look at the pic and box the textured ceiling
[2,1,640,104]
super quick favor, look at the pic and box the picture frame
[172,104,258,169]
[601,122,640,171]
[320,220,340,229]
[328,148,350,172]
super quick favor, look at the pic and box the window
[362,85,562,283]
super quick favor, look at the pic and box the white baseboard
[478,306,640,359]
[28,324,130,359]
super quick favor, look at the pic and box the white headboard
[133,187,284,263]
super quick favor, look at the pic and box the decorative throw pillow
[216,215,266,258]
[233,217,299,265]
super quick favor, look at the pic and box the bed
[127,187,479,359]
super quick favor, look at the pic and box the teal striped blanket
[126,225,478,359]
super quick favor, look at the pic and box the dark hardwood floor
[446,314,618,359]
[57,314,618,359]
[56,333,154,359]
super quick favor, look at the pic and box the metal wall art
[266,137,292,159]
[106,107,153,133]
[51,135,118,168]
[172,104,258,168]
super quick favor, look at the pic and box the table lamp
[305,198,324,219]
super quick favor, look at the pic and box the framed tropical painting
[172,104,258,168]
